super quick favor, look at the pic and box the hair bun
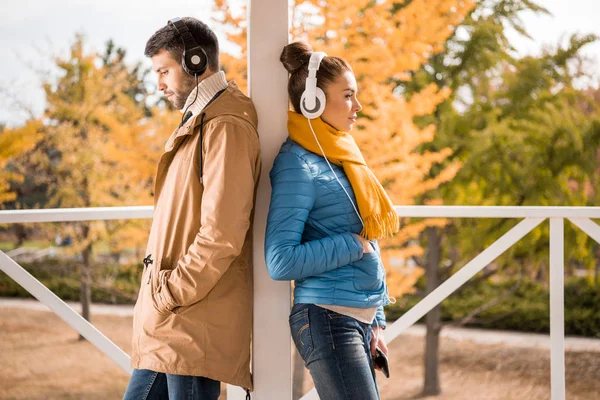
[280,42,313,74]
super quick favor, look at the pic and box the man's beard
[171,73,197,110]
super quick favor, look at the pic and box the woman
[265,42,400,399]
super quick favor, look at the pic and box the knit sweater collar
[180,71,228,116]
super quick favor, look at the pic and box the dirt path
[1,308,599,399]
[3,298,600,354]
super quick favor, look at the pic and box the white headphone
[299,52,363,225]
[300,52,327,119]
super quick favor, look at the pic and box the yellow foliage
[213,0,248,93]
[214,0,475,295]
[386,266,425,298]
[19,36,169,256]
[0,120,42,204]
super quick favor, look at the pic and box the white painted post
[236,0,292,399]
[549,218,565,400]
[227,385,248,399]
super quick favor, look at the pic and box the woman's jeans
[122,369,220,400]
[290,303,380,400]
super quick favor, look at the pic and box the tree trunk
[423,226,442,396]
[292,346,305,400]
[535,261,547,285]
[78,225,92,341]
[13,224,28,249]
[594,245,600,286]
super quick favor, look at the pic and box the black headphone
[167,17,208,77]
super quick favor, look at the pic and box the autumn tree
[443,38,600,271]
[0,121,41,206]
[0,120,44,248]
[3,35,165,329]
[214,0,475,300]
[214,2,477,397]
[398,0,600,395]
[392,1,552,394]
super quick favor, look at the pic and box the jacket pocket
[352,252,385,292]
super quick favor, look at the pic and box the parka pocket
[352,251,385,292]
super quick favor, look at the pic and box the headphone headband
[167,17,208,76]
[307,52,327,77]
[168,18,200,51]
[300,52,327,118]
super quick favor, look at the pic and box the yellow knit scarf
[287,111,399,240]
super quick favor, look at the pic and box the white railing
[300,206,600,400]
[0,207,153,375]
[1,206,600,400]
[0,206,252,399]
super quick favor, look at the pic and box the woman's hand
[355,234,374,253]
[370,326,388,368]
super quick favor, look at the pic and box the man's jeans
[290,303,380,400]
[123,369,220,400]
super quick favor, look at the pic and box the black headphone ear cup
[182,46,208,76]
[181,53,190,75]
[168,18,208,77]
[300,87,326,119]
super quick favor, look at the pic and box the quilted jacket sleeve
[265,150,365,281]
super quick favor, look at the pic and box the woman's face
[320,70,362,132]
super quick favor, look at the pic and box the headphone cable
[307,119,364,226]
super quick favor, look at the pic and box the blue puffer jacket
[265,138,389,327]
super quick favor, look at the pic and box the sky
[1,0,599,128]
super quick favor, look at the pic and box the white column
[549,218,565,400]
[232,0,291,399]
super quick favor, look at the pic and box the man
[123,17,260,400]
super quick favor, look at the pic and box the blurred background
[1,0,599,399]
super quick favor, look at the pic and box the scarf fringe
[360,210,400,240]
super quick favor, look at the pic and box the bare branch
[0,87,37,120]
[446,281,520,327]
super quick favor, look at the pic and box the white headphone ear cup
[300,87,326,119]
[314,87,326,117]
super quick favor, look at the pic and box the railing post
[549,217,566,400]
